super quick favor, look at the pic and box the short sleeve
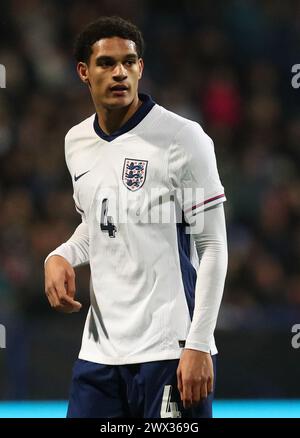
[168,122,226,223]
[65,131,87,223]
[73,192,87,222]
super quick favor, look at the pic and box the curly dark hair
[74,16,145,64]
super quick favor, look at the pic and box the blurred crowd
[0,0,300,337]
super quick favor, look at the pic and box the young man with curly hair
[45,16,227,418]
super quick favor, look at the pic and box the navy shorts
[67,355,217,418]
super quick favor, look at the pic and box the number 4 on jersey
[160,385,182,418]
[100,198,117,238]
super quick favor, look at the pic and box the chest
[72,137,171,221]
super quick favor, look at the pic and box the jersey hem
[78,349,183,365]
[78,343,218,364]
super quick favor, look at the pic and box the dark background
[0,0,300,399]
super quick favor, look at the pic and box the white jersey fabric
[47,94,226,365]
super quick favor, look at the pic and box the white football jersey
[63,94,226,365]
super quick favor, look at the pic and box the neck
[96,94,142,135]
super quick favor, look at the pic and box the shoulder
[156,104,195,132]
[156,104,212,149]
[63,114,97,174]
[65,114,95,144]
[156,105,214,166]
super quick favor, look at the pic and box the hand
[44,255,82,313]
[177,349,214,409]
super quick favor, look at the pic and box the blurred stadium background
[0,0,300,417]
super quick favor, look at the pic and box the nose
[112,63,127,81]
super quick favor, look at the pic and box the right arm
[44,220,89,313]
[45,125,90,313]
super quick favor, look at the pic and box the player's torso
[73,132,171,229]
[67,107,193,362]
[69,114,184,291]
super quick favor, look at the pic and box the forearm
[185,204,228,352]
[45,221,89,268]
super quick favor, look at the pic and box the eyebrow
[95,54,138,63]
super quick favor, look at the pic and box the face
[77,37,144,110]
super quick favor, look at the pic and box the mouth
[110,85,129,95]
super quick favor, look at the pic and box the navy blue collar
[93,93,155,142]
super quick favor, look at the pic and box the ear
[77,62,90,85]
[138,58,144,80]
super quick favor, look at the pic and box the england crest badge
[122,158,148,191]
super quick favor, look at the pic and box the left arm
[177,203,228,408]
[168,121,227,408]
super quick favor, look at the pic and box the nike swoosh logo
[74,170,90,182]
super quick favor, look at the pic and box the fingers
[45,274,81,313]
[46,286,61,308]
[56,300,82,313]
[200,381,208,400]
[182,379,193,409]
[177,367,183,405]
[177,368,193,409]
[177,365,194,409]
[207,375,214,394]
[180,377,213,409]
[192,381,202,406]
[48,287,81,313]
[177,367,183,393]
[66,269,76,298]
[44,256,82,313]
[177,351,214,409]
[57,293,82,312]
